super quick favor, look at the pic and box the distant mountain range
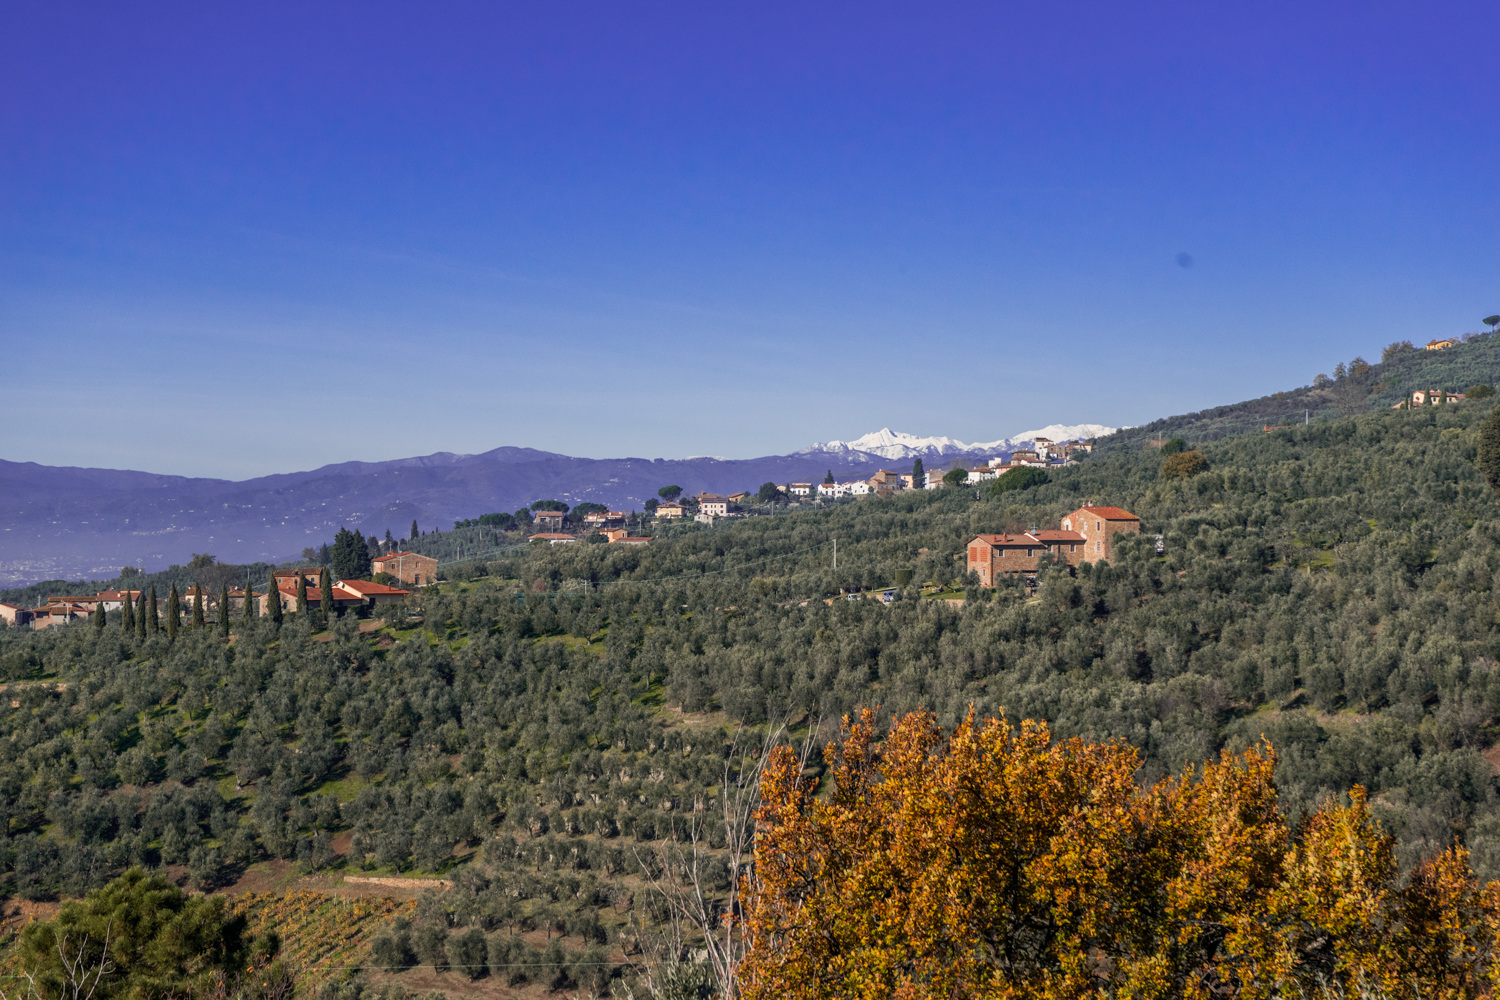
[0,426,1110,586]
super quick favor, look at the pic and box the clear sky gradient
[3,2,1497,479]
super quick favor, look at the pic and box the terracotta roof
[373,551,421,561]
[528,532,577,540]
[1076,506,1140,521]
[971,530,1085,546]
[971,533,1038,547]
[0,602,23,610]
[1028,530,1086,542]
[336,579,411,596]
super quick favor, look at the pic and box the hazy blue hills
[0,445,902,586]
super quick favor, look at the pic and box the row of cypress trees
[89,572,345,639]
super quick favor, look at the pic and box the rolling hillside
[7,394,1500,995]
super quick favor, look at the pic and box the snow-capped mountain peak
[799,424,1118,461]
[799,428,972,460]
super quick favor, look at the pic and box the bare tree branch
[632,714,818,999]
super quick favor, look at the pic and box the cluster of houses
[0,567,411,631]
[522,438,1096,542]
[1394,388,1466,407]
[791,438,1092,500]
[527,508,656,546]
[965,504,1142,585]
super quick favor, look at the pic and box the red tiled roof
[971,533,1037,547]
[971,530,1085,546]
[373,551,421,561]
[528,532,577,541]
[1077,506,1140,521]
[336,579,411,596]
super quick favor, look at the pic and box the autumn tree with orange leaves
[741,709,1500,1000]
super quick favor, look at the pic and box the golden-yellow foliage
[742,709,1500,1000]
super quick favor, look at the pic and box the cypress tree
[1479,405,1500,491]
[243,582,256,624]
[355,531,373,577]
[912,457,924,487]
[296,574,308,616]
[135,590,147,640]
[93,602,105,632]
[268,577,283,623]
[192,587,205,629]
[123,590,135,633]
[411,519,419,541]
[219,583,231,637]
[147,587,159,635]
[320,570,335,624]
[166,585,180,640]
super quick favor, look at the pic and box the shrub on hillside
[16,868,281,1000]
[989,466,1049,495]
[1161,449,1208,479]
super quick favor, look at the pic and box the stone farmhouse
[966,505,1142,585]
[372,550,438,586]
[533,509,567,532]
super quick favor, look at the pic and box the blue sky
[2,1,1497,479]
